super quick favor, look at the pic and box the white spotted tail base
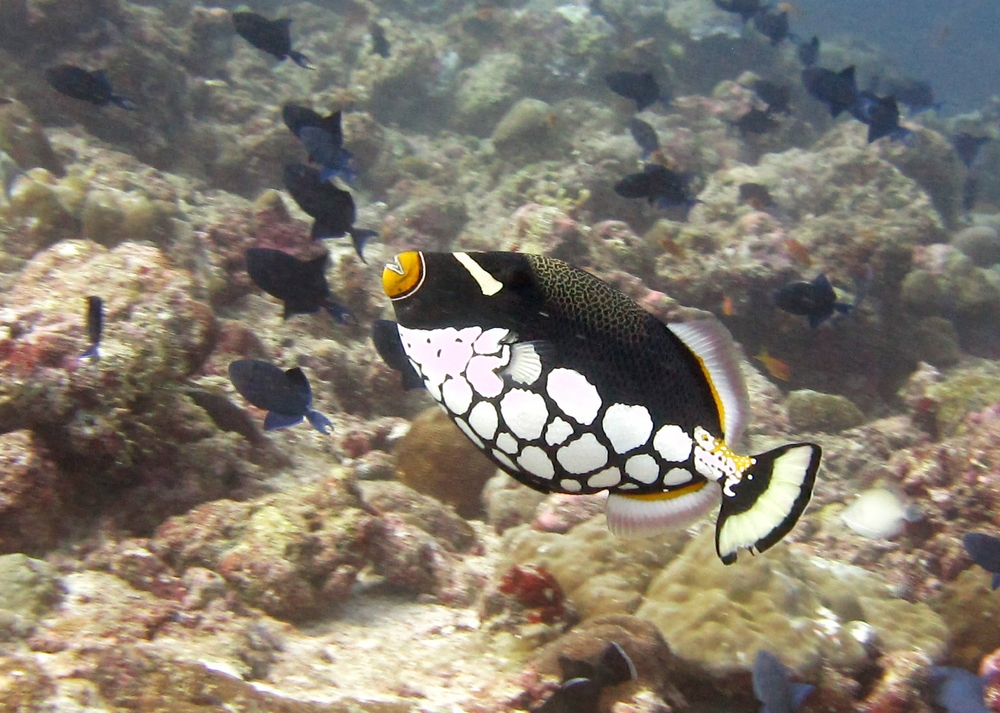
[379,251,821,564]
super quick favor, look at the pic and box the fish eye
[382,251,426,300]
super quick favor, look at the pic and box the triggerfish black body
[282,104,355,184]
[283,164,377,261]
[232,11,312,68]
[375,251,820,564]
[228,359,331,434]
[533,641,636,713]
[246,247,354,324]
[46,66,135,110]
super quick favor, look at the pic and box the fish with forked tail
[46,66,135,110]
[375,251,820,563]
[246,247,354,324]
[228,359,331,434]
[232,11,312,68]
[283,163,377,261]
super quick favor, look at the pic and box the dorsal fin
[668,320,750,446]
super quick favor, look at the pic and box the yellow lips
[383,251,425,300]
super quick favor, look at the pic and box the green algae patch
[928,361,1000,436]
[786,389,865,433]
[0,554,61,622]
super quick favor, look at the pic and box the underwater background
[0,0,999,710]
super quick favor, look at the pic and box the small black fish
[281,104,354,184]
[371,319,425,390]
[802,65,858,117]
[734,108,780,136]
[851,91,910,144]
[232,11,311,69]
[615,163,698,211]
[752,80,791,114]
[228,359,331,433]
[628,117,659,158]
[80,295,103,361]
[739,182,772,209]
[753,7,790,46]
[953,133,991,168]
[370,22,390,58]
[879,77,940,113]
[753,650,814,713]
[713,0,763,23]
[963,532,1000,590]
[46,65,135,110]
[187,388,267,446]
[774,274,851,328]
[605,71,668,112]
[246,248,354,324]
[283,163,377,261]
[534,642,636,713]
[797,35,819,67]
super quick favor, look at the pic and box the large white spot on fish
[545,417,575,446]
[625,454,659,484]
[556,433,609,475]
[561,479,583,493]
[495,431,518,454]
[602,403,653,454]
[547,368,602,425]
[468,401,499,441]
[465,353,507,399]
[453,417,483,449]
[492,450,516,471]
[653,425,693,463]
[441,376,473,416]
[474,328,509,355]
[694,448,725,481]
[664,467,693,486]
[588,467,622,489]
[517,446,554,480]
[399,326,477,391]
[499,389,548,441]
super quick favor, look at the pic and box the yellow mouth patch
[383,251,425,300]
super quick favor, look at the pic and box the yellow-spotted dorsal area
[383,251,425,300]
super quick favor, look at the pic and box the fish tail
[112,95,137,111]
[325,301,356,325]
[349,228,378,263]
[80,344,100,362]
[290,51,313,69]
[306,410,332,434]
[715,442,820,564]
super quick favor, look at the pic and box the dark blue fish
[371,320,425,390]
[46,66,135,110]
[774,274,852,328]
[734,108,780,136]
[628,117,659,158]
[753,651,813,713]
[802,66,858,117]
[228,359,331,433]
[605,71,668,111]
[930,667,988,713]
[614,163,698,211]
[232,11,311,69]
[953,133,991,168]
[878,77,941,113]
[533,642,636,713]
[797,36,819,67]
[282,105,355,184]
[963,532,1000,590]
[850,91,911,144]
[370,22,390,58]
[80,295,103,361]
[283,163,377,261]
[246,248,354,324]
[752,80,791,114]
[713,0,763,23]
[753,7,791,46]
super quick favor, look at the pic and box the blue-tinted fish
[850,91,911,144]
[534,642,636,713]
[963,532,1000,590]
[797,36,819,67]
[370,22,390,58]
[774,274,852,328]
[753,7,791,46]
[628,117,659,158]
[930,667,988,713]
[605,71,668,112]
[282,104,355,184]
[734,108,780,136]
[614,164,698,211]
[713,0,763,23]
[752,80,792,115]
[232,11,311,69]
[878,77,941,113]
[80,295,103,361]
[283,164,377,261]
[753,650,813,713]
[372,320,425,390]
[802,65,858,117]
[378,251,821,563]
[228,359,331,433]
[46,65,135,110]
[953,133,991,168]
[246,248,354,324]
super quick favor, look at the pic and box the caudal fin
[715,442,820,564]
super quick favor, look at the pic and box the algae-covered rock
[0,554,61,622]
[952,225,1000,267]
[0,431,64,555]
[634,531,948,674]
[453,52,523,136]
[930,567,1000,669]
[394,406,496,519]
[910,316,961,367]
[926,361,1000,436]
[0,98,62,176]
[786,389,865,433]
[490,98,558,162]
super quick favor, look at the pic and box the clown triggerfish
[375,251,820,564]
